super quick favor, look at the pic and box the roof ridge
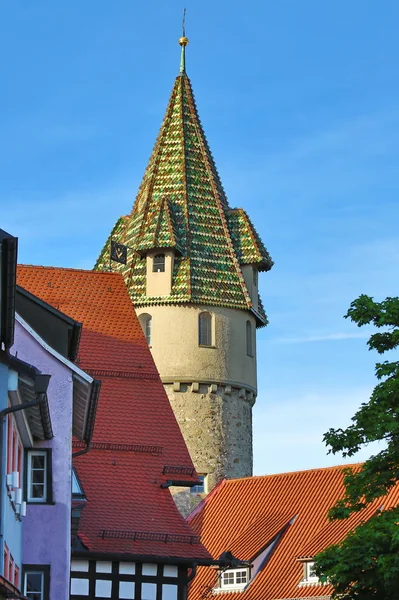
[224,463,363,484]
[18,264,120,276]
[182,77,252,308]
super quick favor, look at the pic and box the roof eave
[71,550,237,567]
[136,245,183,258]
[72,375,101,443]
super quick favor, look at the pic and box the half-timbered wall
[70,560,187,600]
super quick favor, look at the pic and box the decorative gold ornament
[179,36,189,47]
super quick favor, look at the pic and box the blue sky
[1,1,398,475]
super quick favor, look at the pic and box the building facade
[12,310,98,600]
[95,37,273,499]
[17,266,215,600]
[0,227,98,599]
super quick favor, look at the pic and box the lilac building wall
[13,319,73,600]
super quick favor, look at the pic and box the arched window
[199,312,212,347]
[139,313,152,346]
[246,320,253,357]
[153,254,165,273]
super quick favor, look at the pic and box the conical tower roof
[96,36,273,324]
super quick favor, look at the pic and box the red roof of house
[187,465,399,599]
[17,265,210,560]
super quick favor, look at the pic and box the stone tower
[96,35,273,498]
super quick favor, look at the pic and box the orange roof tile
[17,265,210,560]
[187,465,399,599]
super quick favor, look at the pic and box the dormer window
[217,568,249,592]
[301,561,319,584]
[153,254,165,273]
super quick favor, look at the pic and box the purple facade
[12,319,73,600]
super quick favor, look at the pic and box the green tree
[314,295,399,600]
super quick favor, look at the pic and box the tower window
[253,268,258,288]
[153,254,165,273]
[139,314,152,346]
[199,312,213,347]
[191,475,206,494]
[246,320,253,357]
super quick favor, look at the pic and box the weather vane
[182,7,186,37]
[179,8,189,74]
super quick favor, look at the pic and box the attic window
[153,254,165,273]
[301,561,319,585]
[218,568,249,591]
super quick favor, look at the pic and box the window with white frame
[25,571,44,599]
[27,450,49,503]
[219,568,249,590]
[302,561,319,584]
[23,566,50,600]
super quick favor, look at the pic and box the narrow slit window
[253,267,258,287]
[153,254,165,273]
[199,312,212,347]
[246,320,253,357]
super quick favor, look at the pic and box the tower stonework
[96,37,273,511]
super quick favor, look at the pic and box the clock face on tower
[110,240,128,265]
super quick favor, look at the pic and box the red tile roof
[187,465,399,599]
[17,265,210,560]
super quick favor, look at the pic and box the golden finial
[179,8,189,73]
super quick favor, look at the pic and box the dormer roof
[95,42,272,324]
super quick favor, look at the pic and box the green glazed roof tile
[95,70,272,325]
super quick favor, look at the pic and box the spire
[95,29,273,324]
[179,8,189,75]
